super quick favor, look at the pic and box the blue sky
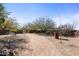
[3,3,79,29]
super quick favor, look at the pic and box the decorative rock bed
[0,34,29,56]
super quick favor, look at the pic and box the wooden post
[54,31,59,39]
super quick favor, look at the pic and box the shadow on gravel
[58,38,69,41]
[68,44,79,48]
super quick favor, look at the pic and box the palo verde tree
[3,18,19,32]
[23,17,56,34]
[0,3,9,28]
[0,4,19,33]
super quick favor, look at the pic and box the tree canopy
[0,3,9,28]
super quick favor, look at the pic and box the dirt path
[18,33,79,56]
[19,33,61,56]
[47,36,79,56]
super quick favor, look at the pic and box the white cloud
[53,16,72,26]
[53,13,79,30]
[71,13,79,21]
[70,13,79,30]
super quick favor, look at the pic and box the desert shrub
[58,23,77,37]
[59,29,76,37]
[75,31,79,37]
[45,29,55,35]
[14,29,23,34]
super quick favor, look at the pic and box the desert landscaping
[0,3,79,56]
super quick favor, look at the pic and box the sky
[3,3,79,29]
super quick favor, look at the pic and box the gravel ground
[0,33,79,56]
